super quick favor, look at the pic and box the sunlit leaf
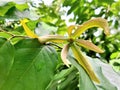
[0,32,12,39]
[71,18,110,38]
[75,39,104,53]
[61,44,70,67]
[110,51,120,59]
[110,59,120,72]
[15,3,29,11]
[20,19,38,38]
[71,43,100,83]
[0,2,15,16]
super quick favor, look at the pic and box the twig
[0,29,15,36]
[8,35,29,40]
[46,42,62,49]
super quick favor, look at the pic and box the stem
[0,29,15,36]
[8,35,28,40]
[46,42,62,49]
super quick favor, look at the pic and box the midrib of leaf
[0,41,15,89]
[16,46,53,81]
[0,41,9,49]
[18,48,42,80]
[0,48,41,89]
[0,41,15,76]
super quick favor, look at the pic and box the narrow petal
[38,35,68,44]
[71,43,100,83]
[71,18,110,38]
[67,25,75,36]
[20,19,38,38]
[75,39,104,53]
[61,44,70,67]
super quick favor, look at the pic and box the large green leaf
[0,37,15,88]
[68,56,97,90]
[68,56,119,90]
[89,58,118,90]
[0,38,59,90]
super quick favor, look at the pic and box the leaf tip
[61,44,71,67]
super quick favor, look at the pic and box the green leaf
[0,32,12,39]
[110,59,120,72]
[68,56,97,90]
[110,51,120,59]
[0,37,15,88]
[0,39,59,90]
[47,66,78,90]
[68,56,119,90]
[89,57,118,90]
[15,3,29,11]
[0,2,15,16]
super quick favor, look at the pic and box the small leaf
[110,51,120,59]
[71,43,100,83]
[20,19,38,38]
[38,35,68,44]
[71,18,110,38]
[61,44,70,67]
[75,39,104,53]
[0,2,15,16]
[15,3,29,11]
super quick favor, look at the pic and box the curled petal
[71,18,110,38]
[20,19,38,38]
[38,35,68,44]
[71,43,100,83]
[61,44,70,67]
[75,39,104,53]
[67,25,75,36]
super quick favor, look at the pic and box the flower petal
[38,35,68,44]
[75,39,104,53]
[71,18,110,38]
[61,44,70,67]
[20,19,38,38]
[67,25,75,36]
[71,43,100,83]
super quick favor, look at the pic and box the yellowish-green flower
[20,18,110,84]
